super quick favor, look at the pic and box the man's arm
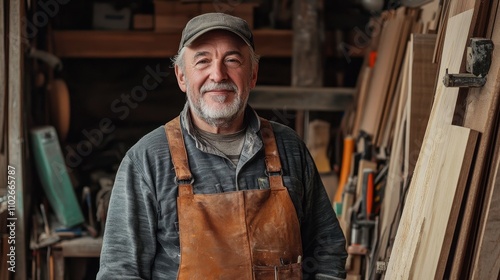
[301,152,348,280]
[97,154,158,280]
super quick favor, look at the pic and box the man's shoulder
[126,125,169,159]
[266,120,302,142]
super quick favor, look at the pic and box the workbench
[52,236,102,280]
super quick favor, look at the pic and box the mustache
[200,82,238,94]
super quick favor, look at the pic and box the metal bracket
[443,38,494,88]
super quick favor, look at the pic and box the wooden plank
[449,2,500,277]
[8,1,27,279]
[385,9,474,279]
[52,30,281,58]
[0,0,5,153]
[374,42,410,267]
[436,129,479,280]
[54,236,103,257]
[248,86,354,111]
[0,0,6,204]
[375,10,415,147]
[359,9,405,139]
[52,29,341,58]
[352,66,372,138]
[449,0,476,17]
[379,39,410,151]
[470,117,500,279]
[420,0,441,33]
[432,0,450,64]
[407,34,438,175]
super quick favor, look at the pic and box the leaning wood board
[384,9,474,279]
[375,11,414,147]
[0,0,6,152]
[352,66,372,138]
[358,10,405,139]
[449,2,500,277]
[471,119,500,279]
[375,42,410,266]
[407,34,438,176]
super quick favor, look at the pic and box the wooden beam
[385,9,474,279]
[291,0,324,139]
[8,0,27,279]
[0,0,5,153]
[52,29,342,58]
[248,86,354,111]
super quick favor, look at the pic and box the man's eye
[226,58,241,65]
[195,60,209,65]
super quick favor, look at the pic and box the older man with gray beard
[97,12,347,280]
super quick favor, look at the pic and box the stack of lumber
[338,0,500,278]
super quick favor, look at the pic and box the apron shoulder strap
[165,117,193,196]
[260,118,285,189]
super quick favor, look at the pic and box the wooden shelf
[52,29,294,58]
[52,29,347,58]
[249,86,355,112]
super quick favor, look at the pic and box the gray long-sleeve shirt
[97,104,347,279]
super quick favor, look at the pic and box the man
[97,13,347,279]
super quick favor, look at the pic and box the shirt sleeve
[97,154,158,280]
[300,150,348,280]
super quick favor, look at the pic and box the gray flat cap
[179,13,254,51]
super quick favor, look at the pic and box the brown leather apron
[165,117,303,280]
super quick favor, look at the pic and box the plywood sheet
[385,9,474,279]
[407,34,438,176]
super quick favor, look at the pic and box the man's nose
[209,61,228,82]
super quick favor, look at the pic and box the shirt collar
[179,102,262,150]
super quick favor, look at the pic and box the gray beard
[186,82,248,128]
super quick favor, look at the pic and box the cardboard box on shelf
[93,2,132,30]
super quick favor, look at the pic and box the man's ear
[175,64,187,92]
[250,64,259,89]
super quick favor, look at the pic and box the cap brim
[182,26,253,50]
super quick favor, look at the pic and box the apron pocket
[253,263,302,280]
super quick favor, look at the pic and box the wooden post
[0,0,6,153]
[8,0,27,279]
[292,0,324,139]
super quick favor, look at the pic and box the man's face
[175,30,258,129]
